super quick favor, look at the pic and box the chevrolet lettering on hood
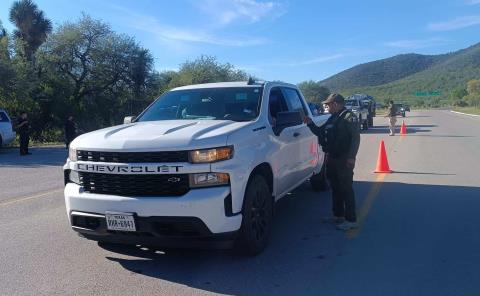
[75,163,183,174]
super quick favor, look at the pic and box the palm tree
[9,0,52,61]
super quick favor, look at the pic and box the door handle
[293,132,300,137]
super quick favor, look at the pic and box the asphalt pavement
[0,110,479,296]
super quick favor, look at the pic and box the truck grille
[79,172,190,197]
[77,150,189,163]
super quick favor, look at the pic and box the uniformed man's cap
[322,93,345,104]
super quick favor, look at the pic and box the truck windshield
[137,87,263,122]
[345,99,358,107]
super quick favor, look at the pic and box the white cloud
[241,54,345,72]
[110,5,268,49]
[198,0,286,25]
[427,15,480,31]
[282,54,345,66]
[466,0,480,5]
[384,38,449,49]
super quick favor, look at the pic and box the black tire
[402,113,405,117]
[311,163,329,192]
[0,136,3,148]
[368,116,374,127]
[236,174,273,256]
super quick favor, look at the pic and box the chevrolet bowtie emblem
[167,177,181,183]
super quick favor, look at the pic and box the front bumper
[70,211,237,249]
[65,183,243,238]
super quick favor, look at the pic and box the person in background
[17,112,31,156]
[304,93,360,231]
[65,115,77,149]
[386,100,397,136]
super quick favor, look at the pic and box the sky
[1,0,480,83]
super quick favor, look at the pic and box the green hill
[320,43,480,106]
[320,53,450,91]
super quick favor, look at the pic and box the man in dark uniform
[65,115,77,149]
[386,100,397,136]
[304,93,361,231]
[17,112,31,156]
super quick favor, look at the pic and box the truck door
[267,87,303,196]
[281,87,318,183]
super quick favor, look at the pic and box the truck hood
[72,120,253,151]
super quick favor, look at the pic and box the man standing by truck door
[304,93,361,231]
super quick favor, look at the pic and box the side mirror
[273,111,303,136]
[123,116,136,124]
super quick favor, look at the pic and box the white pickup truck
[64,80,329,255]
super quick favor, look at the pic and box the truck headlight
[189,173,229,188]
[69,147,77,161]
[189,146,233,163]
[69,170,81,184]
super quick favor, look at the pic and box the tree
[9,0,52,61]
[466,79,480,95]
[128,48,153,114]
[167,55,248,88]
[449,87,468,107]
[465,79,480,107]
[298,80,330,103]
[37,15,154,128]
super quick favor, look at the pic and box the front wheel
[236,175,273,256]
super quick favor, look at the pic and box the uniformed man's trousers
[326,156,357,222]
[388,117,397,135]
[20,133,30,155]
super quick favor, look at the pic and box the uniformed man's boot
[322,216,345,224]
[336,221,358,231]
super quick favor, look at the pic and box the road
[0,110,479,296]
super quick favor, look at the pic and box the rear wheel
[0,136,3,148]
[236,174,273,256]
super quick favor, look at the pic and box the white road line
[450,110,480,117]
[0,188,63,207]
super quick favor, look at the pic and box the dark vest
[320,109,352,158]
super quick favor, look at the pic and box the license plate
[105,212,136,232]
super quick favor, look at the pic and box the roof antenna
[247,77,255,85]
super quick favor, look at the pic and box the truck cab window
[282,87,308,119]
[268,87,288,126]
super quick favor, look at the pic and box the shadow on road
[402,115,431,118]
[365,125,433,134]
[0,147,66,167]
[98,180,479,296]
[392,171,455,176]
[405,135,475,138]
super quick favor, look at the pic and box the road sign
[414,91,442,97]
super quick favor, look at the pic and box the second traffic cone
[400,121,407,135]
[374,140,393,173]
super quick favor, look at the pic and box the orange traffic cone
[400,121,407,135]
[374,140,393,173]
